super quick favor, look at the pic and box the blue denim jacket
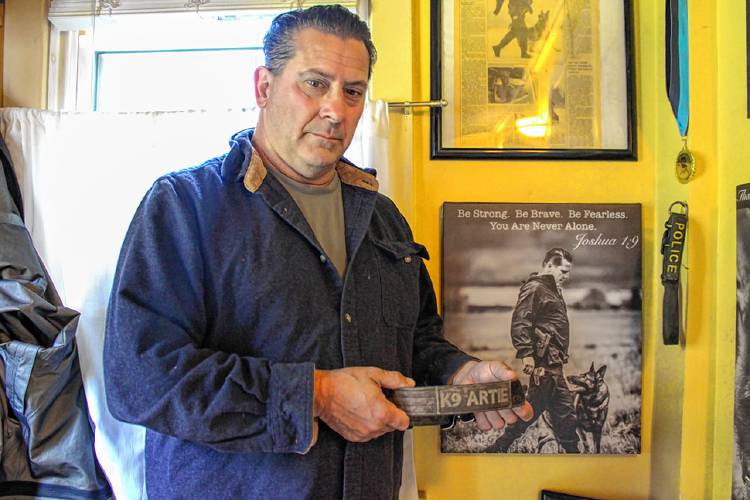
[103,129,472,499]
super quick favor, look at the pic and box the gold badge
[675,140,695,183]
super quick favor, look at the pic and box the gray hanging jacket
[0,136,111,499]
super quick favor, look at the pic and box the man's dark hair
[263,5,377,78]
[542,247,573,267]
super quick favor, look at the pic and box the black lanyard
[661,201,688,345]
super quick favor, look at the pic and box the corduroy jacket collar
[219,128,379,194]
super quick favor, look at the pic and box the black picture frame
[541,490,600,500]
[430,0,637,161]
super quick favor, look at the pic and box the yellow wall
[2,0,48,108]
[370,0,730,499]
[676,0,717,497]
[712,0,750,498]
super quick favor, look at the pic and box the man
[492,0,534,58]
[493,0,506,16]
[491,69,527,104]
[486,248,579,453]
[103,5,531,499]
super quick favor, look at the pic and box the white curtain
[361,99,392,195]
[0,105,411,499]
[357,101,420,500]
[0,108,256,499]
[399,431,419,500]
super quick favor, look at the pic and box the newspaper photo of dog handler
[440,202,642,455]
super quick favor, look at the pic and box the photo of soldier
[440,202,642,455]
[491,0,550,60]
[485,248,580,453]
[492,0,535,58]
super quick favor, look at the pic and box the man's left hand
[450,360,534,431]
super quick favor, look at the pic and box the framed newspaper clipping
[440,202,642,454]
[431,0,636,160]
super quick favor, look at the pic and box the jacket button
[404,256,412,263]
[344,313,352,323]
[320,255,327,263]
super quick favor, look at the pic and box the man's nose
[319,89,346,123]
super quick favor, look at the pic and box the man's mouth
[309,132,342,142]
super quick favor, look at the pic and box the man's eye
[306,80,324,89]
[346,88,363,97]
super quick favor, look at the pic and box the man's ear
[254,66,273,108]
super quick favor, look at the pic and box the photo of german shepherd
[440,202,642,455]
[568,363,610,453]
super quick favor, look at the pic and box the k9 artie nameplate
[389,380,526,427]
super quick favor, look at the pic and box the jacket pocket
[372,239,428,328]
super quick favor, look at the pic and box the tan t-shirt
[267,168,347,278]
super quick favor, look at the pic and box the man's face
[543,259,572,288]
[253,28,369,183]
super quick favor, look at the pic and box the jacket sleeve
[510,281,539,359]
[411,262,477,385]
[103,177,314,454]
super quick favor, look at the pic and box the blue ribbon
[666,0,689,137]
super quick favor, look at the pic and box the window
[95,48,261,111]
[91,12,277,111]
[48,3,361,112]
[46,1,370,166]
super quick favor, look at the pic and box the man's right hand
[313,367,414,443]
[522,356,535,375]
